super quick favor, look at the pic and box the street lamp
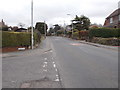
[67,14,73,38]
[63,20,66,36]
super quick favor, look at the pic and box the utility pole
[44,21,46,38]
[31,0,34,49]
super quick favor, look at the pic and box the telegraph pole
[31,0,34,49]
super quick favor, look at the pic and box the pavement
[2,38,63,88]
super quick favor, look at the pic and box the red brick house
[104,8,120,28]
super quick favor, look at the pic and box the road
[2,36,118,88]
[49,36,118,88]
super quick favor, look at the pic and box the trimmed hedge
[2,31,39,47]
[89,28,120,38]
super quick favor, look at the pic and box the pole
[71,21,73,38]
[67,14,73,38]
[64,21,66,36]
[44,21,46,38]
[31,0,34,49]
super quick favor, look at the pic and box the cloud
[0,0,119,28]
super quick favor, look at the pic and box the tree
[18,23,25,28]
[35,22,48,34]
[72,15,91,30]
[53,24,61,33]
[48,27,54,34]
[72,15,91,39]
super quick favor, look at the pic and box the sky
[0,0,119,28]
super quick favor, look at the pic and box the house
[15,28,28,32]
[0,19,5,27]
[104,8,120,28]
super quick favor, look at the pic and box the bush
[56,30,64,36]
[2,31,39,47]
[91,37,120,46]
[79,30,89,40]
[89,28,120,38]
[73,32,79,39]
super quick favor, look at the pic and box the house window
[110,18,113,23]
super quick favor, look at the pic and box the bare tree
[18,23,25,28]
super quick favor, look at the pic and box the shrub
[89,28,120,38]
[73,32,79,39]
[56,30,64,36]
[2,31,39,47]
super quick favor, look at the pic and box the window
[110,18,113,23]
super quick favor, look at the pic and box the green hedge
[2,31,39,47]
[89,28,120,38]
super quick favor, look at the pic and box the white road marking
[43,64,46,67]
[44,62,48,64]
[52,62,55,64]
[50,50,53,52]
[43,69,47,72]
[55,78,59,81]
[44,58,47,60]
[56,75,58,77]
[44,52,48,54]
[11,81,16,83]
[53,64,56,68]
[55,68,58,72]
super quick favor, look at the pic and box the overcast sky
[0,0,119,28]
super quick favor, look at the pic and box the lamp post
[63,20,66,36]
[31,0,34,49]
[67,14,73,38]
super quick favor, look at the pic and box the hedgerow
[2,31,39,47]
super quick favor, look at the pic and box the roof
[106,8,120,19]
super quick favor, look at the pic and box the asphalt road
[2,36,118,88]
[49,36,118,88]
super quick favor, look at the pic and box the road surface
[2,36,118,88]
[49,36,118,88]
